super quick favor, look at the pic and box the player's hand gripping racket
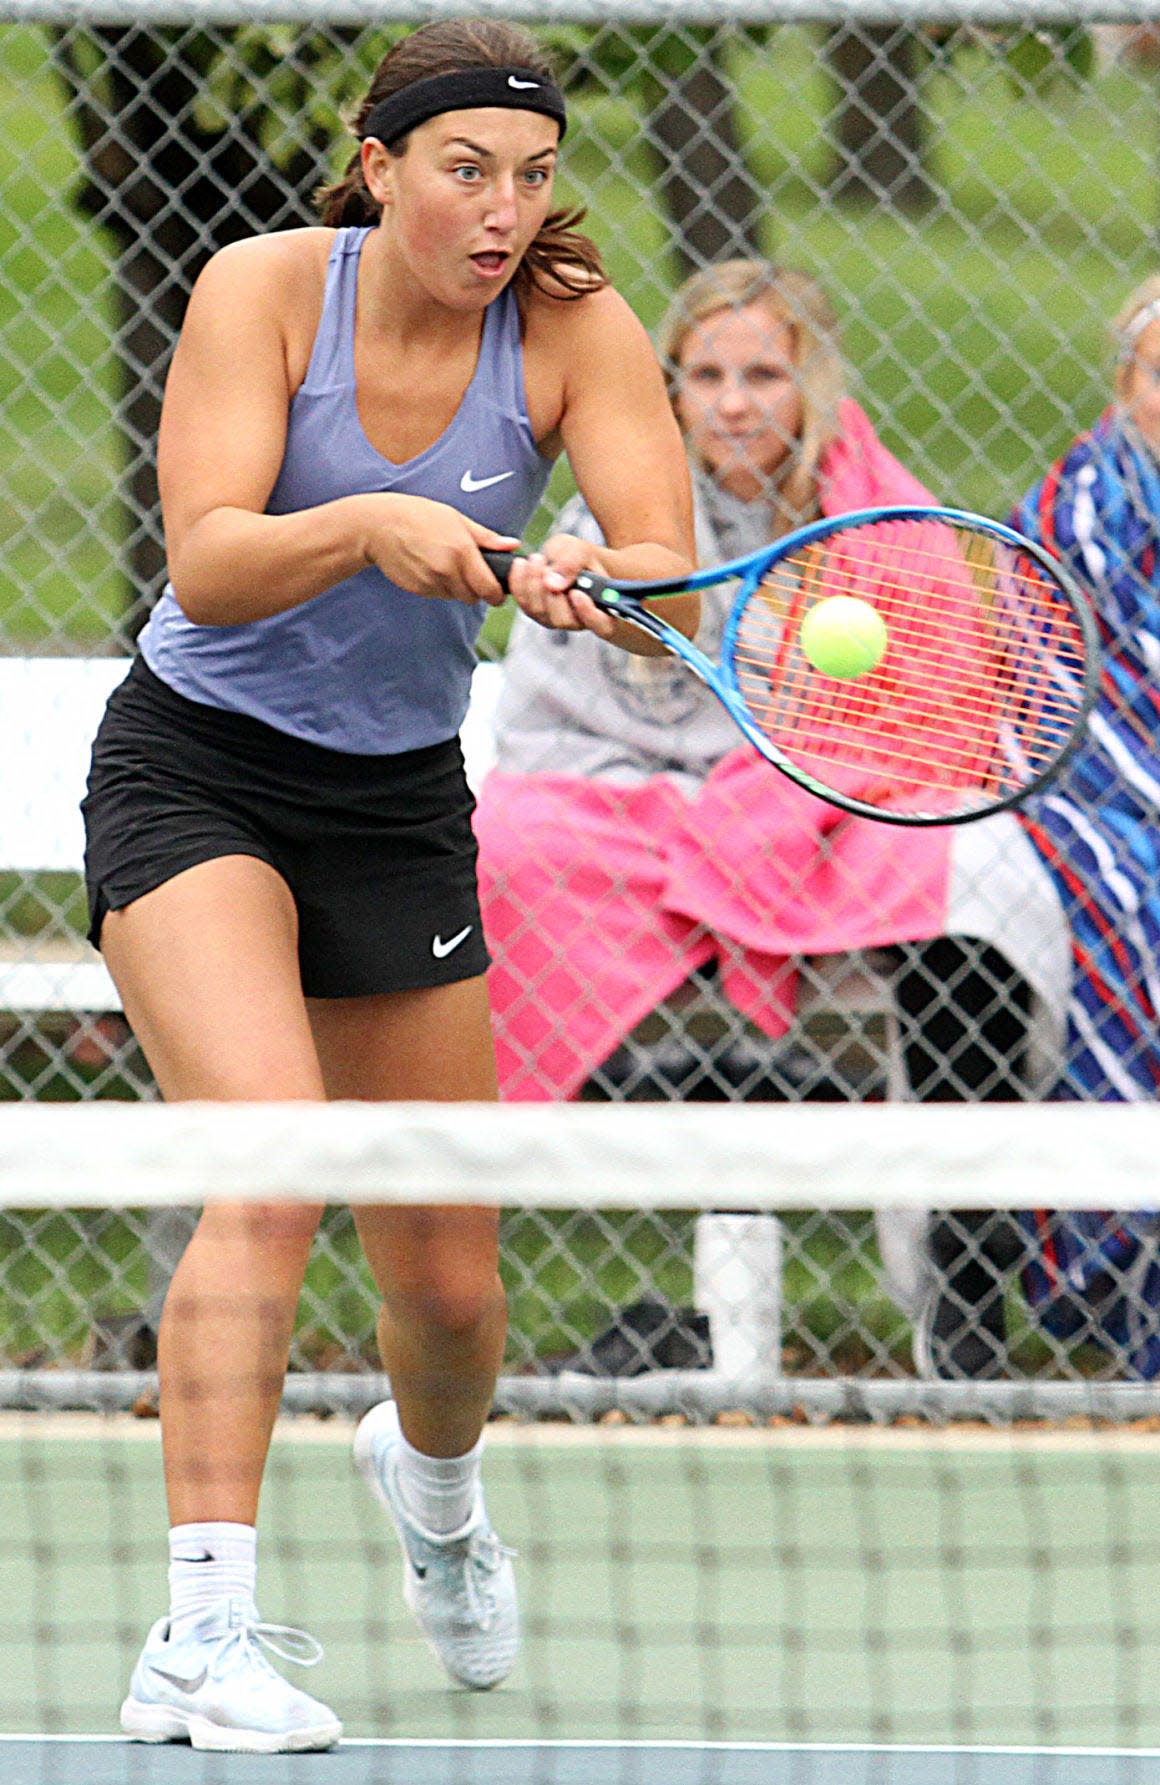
[483,505,1099,827]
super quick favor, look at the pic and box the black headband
[361,68,567,149]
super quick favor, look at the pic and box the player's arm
[159,237,514,626]
[512,285,698,655]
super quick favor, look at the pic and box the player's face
[673,305,804,501]
[368,108,558,311]
[1123,317,1160,453]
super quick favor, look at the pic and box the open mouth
[470,251,510,277]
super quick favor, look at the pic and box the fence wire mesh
[0,7,1157,1397]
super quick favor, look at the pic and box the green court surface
[1,1416,1159,1755]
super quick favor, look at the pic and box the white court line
[4,1410,1160,1453]
[4,1735,1160,1757]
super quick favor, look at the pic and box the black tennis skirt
[82,658,491,998]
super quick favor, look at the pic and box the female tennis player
[84,18,694,1753]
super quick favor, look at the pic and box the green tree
[553,25,764,278]
[821,21,1095,213]
[50,24,367,640]
[636,30,764,277]
[823,23,937,212]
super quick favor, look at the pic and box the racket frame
[484,505,1100,827]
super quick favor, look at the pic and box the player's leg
[309,977,517,1688]
[103,854,328,1521]
[103,857,341,1751]
[310,975,503,1449]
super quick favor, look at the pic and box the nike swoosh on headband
[460,470,516,493]
[508,76,539,89]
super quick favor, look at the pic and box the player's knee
[197,1199,323,1252]
[245,1200,326,1255]
[402,1265,504,1338]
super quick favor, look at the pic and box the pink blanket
[476,402,955,1102]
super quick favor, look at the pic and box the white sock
[168,1522,257,1640]
[395,1429,484,1536]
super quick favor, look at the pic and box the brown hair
[316,18,606,306]
[657,260,846,521]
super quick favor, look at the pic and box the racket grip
[481,549,519,591]
[479,550,618,607]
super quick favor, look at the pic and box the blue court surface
[6,1742,1160,1785]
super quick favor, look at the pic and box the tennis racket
[483,504,1099,827]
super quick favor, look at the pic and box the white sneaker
[354,1400,518,1690]
[120,1598,342,1753]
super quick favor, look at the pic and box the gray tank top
[139,226,552,754]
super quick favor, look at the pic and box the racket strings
[739,599,1080,749]
[729,519,1090,814]
[764,540,1086,680]
[735,619,1082,779]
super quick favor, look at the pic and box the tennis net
[2,1099,1160,1783]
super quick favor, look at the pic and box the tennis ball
[799,596,888,680]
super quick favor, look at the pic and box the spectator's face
[673,304,804,501]
[1123,317,1160,453]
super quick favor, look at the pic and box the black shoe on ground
[547,1299,713,1376]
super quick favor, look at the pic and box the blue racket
[483,504,1098,827]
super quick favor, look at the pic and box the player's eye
[522,167,551,188]
[452,163,483,182]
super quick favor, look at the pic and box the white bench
[0,656,1070,1358]
[0,657,510,1016]
[0,659,902,1071]
[0,659,128,1013]
[0,658,1062,1116]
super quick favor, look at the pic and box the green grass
[0,26,1147,1369]
[0,28,124,646]
[0,1200,1085,1381]
[0,1177,917,1372]
[0,871,88,940]
[555,30,1154,514]
[2,24,1154,645]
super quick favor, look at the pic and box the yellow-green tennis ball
[799,596,888,680]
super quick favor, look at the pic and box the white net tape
[0,1099,1155,1211]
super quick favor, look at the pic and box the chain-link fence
[1,3,1158,1399]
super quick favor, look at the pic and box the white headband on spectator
[1118,296,1160,360]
